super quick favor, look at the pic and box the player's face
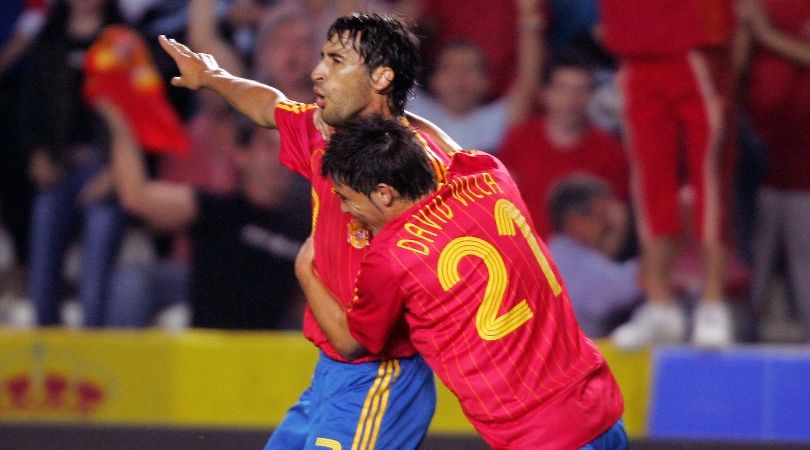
[332,182,387,234]
[311,33,378,127]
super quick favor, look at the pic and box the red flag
[83,25,189,156]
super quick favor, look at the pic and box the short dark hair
[548,175,612,232]
[542,48,596,86]
[327,13,421,115]
[322,115,437,200]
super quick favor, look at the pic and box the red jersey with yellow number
[348,151,623,449]
[274,100,451,362]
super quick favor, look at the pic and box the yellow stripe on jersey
[311,187,320,234]
[399,116,450,184]
[351,360,400,450]
[315,438,343,449]
[276,100,318,115]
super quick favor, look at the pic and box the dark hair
[327,13,421,115]
[548,175,612,232]
[322,115,437,200]
[437,39,488,72]
[542,48,596,86]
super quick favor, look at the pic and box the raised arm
[97,101,199,232]
[187,0,246,77]
[505,0,545,125]
[295,237,368,360]
[158,35,285,128]
[738,0,810,67]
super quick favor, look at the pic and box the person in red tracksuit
[599,0,736,350]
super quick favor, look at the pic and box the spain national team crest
[347,219,370,249]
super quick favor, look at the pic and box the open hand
[158,35,223,90]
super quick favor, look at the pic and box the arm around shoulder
[295,237,368,360]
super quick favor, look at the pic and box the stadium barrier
[3,329,809,447]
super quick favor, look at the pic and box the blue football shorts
[580,418,628,450]
[264,351,437,450]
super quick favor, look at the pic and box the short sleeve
[274,100,319,180]
[346,248,407,355]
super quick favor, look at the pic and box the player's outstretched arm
[97,101,199,231]
[295,237,368,360]
[158,35,285,129]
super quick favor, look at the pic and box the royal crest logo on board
[347,218,370,249]
[0,343,114,418]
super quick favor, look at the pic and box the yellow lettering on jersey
[447,173,501,209]
[315,438,342,450]
[438,237,534,341]
[431,195,454,221]
[397,239,430,256]
[494,199,562,295]
[411,208,445,231]
[449,179,470,207]
[471,173,493,196]
[463,176,484,200]
[404,223,437,243]
[482,172,503,194]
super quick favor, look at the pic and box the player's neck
[362,94,395,119]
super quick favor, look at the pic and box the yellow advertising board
[0,329,649,436]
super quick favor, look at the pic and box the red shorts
[619,51,726,242]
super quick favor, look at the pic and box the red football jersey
[274,101,451,362]
[348,151,623,448]
[497,116,628,239]
[600,0,707,57]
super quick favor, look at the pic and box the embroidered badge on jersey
[347,218,370,249]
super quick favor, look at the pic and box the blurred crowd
[0,0,808,349]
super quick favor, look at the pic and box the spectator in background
[407,0,543,153]
[497,50,629,244]
[266,0,394,49]
[0,0,45,305]
[100,102,310,329]
[547,175,641,338]
[737,0,810,342]
[406,0,538,100]
[600,0,735,349]
[19,0,128,327]
[250,6,319,102]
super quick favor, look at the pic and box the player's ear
[374,183,397,206]
[371,66,394,93]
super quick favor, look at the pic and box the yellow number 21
[437,199,561,341]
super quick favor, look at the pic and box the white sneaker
[611,302,687,351]
[692,301,734,349]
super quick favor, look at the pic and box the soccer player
[159,14,458,450]
[297,116,627,449]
